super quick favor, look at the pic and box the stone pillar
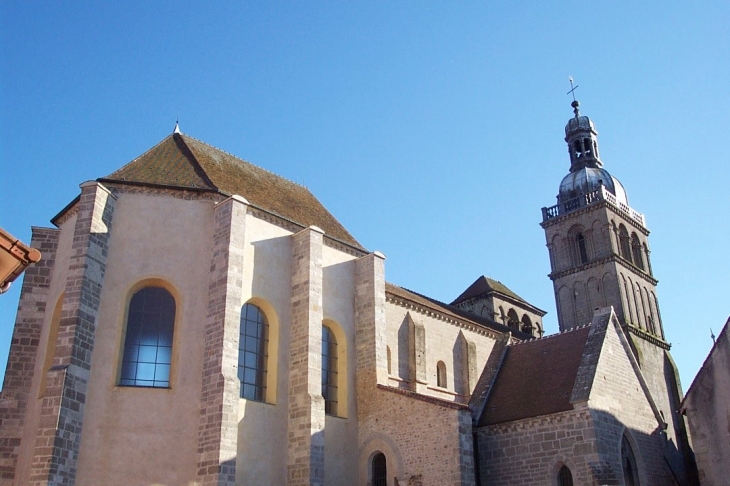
[408,314,428,393]
[0,227,58,482]
[196,196,248,486]
[29,181,115,486]
[466,339,477,394]
[354,252,387,387]
[287,226,325,486]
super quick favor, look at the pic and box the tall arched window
[557,465,574,486]
[621,435,640,486]
[322,324,338,415]
[372,452,387,486]
[576,232,588,264]
[120,286,175,388]
[436,361,447,388]
[619,225,632,263]
[631,233,644,270]
[239,303,268,401]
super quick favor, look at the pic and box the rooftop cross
[567,77,581,116]
[567,77,579,101]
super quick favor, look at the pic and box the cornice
[625,323,671,350]
[385,293,509,341]
[549,253,658,285]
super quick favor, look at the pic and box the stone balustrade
[542,186,645,226]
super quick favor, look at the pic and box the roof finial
[711,327,716,344]
[567,77,580,117]
[173,117,181,134]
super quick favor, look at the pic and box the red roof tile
[478,325,591,426]
[100,133,362,249]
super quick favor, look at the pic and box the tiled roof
[385,282,532,339]
[478,325,591,426]
[451,275,528,306]
[99,132,363,249]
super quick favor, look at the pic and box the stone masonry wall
[477,409,599,485]
[682,320,730,486]
[0,227,59,483]
[196,196,247,485]
[359,386,474,486]
[28,182,115,485]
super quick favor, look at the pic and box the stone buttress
[287,226,326,485]
[0,227,59,483]
[196,195,248,485]
[28,181,115,485]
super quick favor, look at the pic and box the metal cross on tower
[567,77,579,101]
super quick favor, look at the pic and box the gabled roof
[451,276,546,316]
[98,132,363,249]
[477,325,591,426]
[385,282,532,339]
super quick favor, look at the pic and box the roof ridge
[108,133,176,177]
[180,133,310,191]
[173,133,219,190]
[509,323,591,346]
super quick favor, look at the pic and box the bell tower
[541,99,664,345]
[541,97,699,483]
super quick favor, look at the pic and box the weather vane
[567,77,579,101]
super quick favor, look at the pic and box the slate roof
[451,275,547,317]
[97,132,362,249]
[386,282,533,339]
[478,325,591,426]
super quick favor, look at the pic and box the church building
[0,102,697,485]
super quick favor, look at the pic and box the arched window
[521,315,534,335]
[631,233,644,270]
[372,452,387,486]
[507,309,519,330]
[322,324,338,415]
[557,465,574,486]
[239,303,268,401]
[120,286,175,388]
[621,435,640,486]
[619,225,632,263]
[436,361,447,388]
[576,232,588,264]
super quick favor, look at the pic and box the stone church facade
[0,105,697,485]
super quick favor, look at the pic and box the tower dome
[558,167,628,205]
[557,100,628,206]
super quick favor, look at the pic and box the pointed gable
[477,325,590,426]
[99,132,362,248]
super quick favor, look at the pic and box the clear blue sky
[1,2,728,389]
